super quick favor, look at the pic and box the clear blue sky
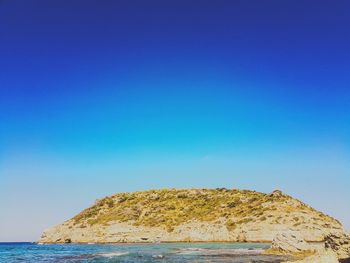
[0,0,349,241]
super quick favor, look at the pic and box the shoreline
[36,240,273,245]
[36,240,327,245]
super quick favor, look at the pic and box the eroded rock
[283,250,338,263]
[325,232,350,259]
[270,231,312,254]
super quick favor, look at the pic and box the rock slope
[40,188,345,243]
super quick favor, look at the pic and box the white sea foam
[175,248,264,255]
[98,252,129,257]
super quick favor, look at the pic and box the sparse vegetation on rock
[39,188,345,244]
[72,188,340,231]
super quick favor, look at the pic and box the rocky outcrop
[283,250,338,263]
[267,231,340,263]
[325,232,350,259]
[270,231,312,254]
[39,188,346,244]
[268,230,350,262]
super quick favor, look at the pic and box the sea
[0,242,291,263]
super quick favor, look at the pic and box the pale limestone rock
[271,231,312,254]
[283,250,338,263]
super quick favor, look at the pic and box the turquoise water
[0,242,291,263]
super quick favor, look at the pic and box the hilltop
[40,188,344,243]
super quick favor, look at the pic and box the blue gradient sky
[1,0,349,241]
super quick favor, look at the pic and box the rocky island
[40,188,350,262]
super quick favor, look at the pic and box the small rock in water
[152,254,165,259]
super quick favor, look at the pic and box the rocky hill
[39,188,345,243]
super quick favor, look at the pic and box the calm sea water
[0,242,291,263]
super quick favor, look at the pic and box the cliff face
[39,188,344,243]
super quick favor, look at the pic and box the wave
[175,248,264,255]
[98,252,129,258]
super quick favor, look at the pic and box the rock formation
[283,250,339,263]
[325,232,350,259]
[39,188,345,244]
[270,231,312,254]
[269,230,350,262]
